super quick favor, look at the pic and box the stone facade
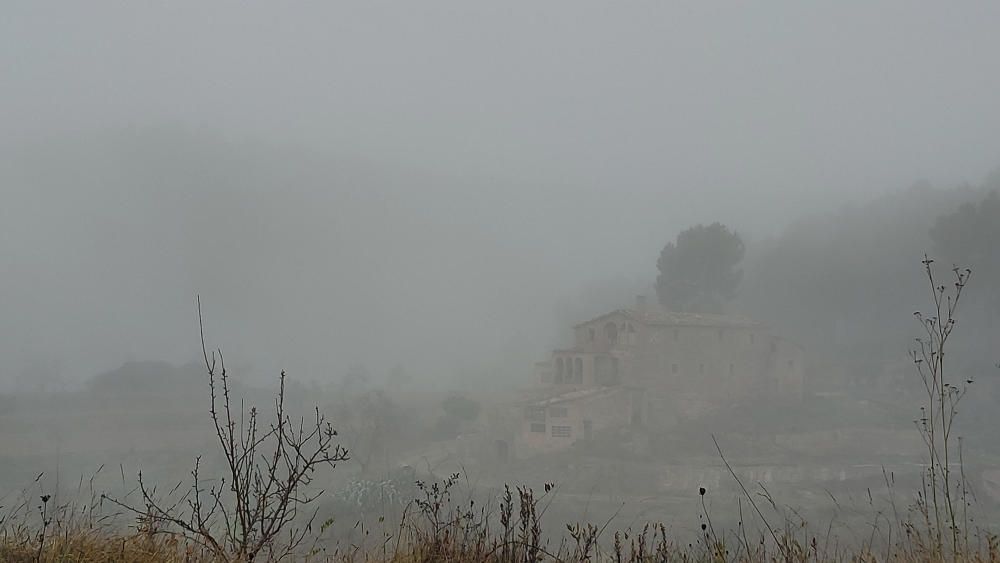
[514,298,804,456]
[516,386,634,457]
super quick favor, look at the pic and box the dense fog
[2,2,999,556]
[4,2,1000,387]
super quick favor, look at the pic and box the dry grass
[3,473,998,563]
[0,530,203,563]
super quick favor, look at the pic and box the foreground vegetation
[1,475,998,562]
[2,258,995,562]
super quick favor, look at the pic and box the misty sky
[3,2,1000,389]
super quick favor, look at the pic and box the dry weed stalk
[911,256,972,557]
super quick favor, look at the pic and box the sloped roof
[529,386,627,407]
[574,308,762,329]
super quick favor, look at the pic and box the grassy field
[2,474,998,562]
[1,384,997,561]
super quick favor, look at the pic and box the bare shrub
[106,298,348,562]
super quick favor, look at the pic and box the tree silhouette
[656,223,744,313]
[930,190,1000,324]
[930,190,1000,283]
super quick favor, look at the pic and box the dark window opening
[551,425,572,438]
[589,327,596,341]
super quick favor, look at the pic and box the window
[575,372,583,384]
[530,423,546,433]
[718,329,724,341]
[770,341,778,353]
[551,425,572,438]
[549,406,568,418]
[729,363,735,376]
[575,358,583,380]
[750,333,755,345]
[555,358,564,382]
[671,363,678,375]
[673,329,679,342]
[525,407,546,422]
[589,328,596,342]
[787,359,794,369]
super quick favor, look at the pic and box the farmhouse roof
[529,386,627,407]
[573,308,762,329]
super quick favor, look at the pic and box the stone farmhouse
[510,296,804,457]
